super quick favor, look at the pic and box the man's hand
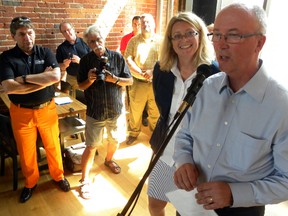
[63,58,72,68]
[87,68,97,83]
[104,69,121,84]
[44,66,53,72]
[195,181,233,210]
[14,76,24,84]
[142,69,153,81]
[104,69,114,83]
[70,54,80,64]
[174,163,199,191]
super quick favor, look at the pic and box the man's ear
[256,35,266,53]
[11,34,16,41]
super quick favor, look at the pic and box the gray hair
[251,4,267,34]
[83,25,103,43]
[59,22,74,31]
[225,3,267,34]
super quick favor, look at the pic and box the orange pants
[10,100,64,188]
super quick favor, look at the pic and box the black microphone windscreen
[196,64,211,78]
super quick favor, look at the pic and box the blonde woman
[148,12,218,216]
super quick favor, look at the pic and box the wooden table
[0,92,86,118]
[54,93,86,118]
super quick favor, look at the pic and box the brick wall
[0,0,171,54]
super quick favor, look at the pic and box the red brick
[0,0,170,53]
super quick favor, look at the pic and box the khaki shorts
[85,115,119,147]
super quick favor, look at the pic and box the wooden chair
[0,97,9,116]
[58,115,100,166]
[0,114,18,190]
[0,114,48,191]
[58,116,86,154]
[75,89,86,105]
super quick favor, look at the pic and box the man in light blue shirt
[173,3,288,216]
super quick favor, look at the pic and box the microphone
[174,64,212,120]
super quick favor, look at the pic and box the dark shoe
[55,178,70,192]
[20,184,37,203]
[70,134,77,139]
[104,159,121,174]
[142,118,148,127]
[126,136,137,145]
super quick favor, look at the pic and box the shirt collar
[242,60,268,102]
[218,60,268,102]
[64,37,79,45]
[171,61,180,77]
[171,60,196,81]
[140,33,157,42]
[15,44,35,56]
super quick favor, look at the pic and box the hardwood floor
[1,106,288,215]
[0,125,176,216]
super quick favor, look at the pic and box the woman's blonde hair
[159,12,214,71]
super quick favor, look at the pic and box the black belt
[134,77,151,83]
[15,99,52,109]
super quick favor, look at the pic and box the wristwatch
[22,75,27,84]
[115,77,120,84]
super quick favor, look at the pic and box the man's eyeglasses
[170,31,199,41]
[208,32,263,44]
[11,16,31,24]
[88,37,103,44]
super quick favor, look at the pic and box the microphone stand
[117,97,195,216]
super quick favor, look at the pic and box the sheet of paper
[54,97,73,105]
[166,189,217,216]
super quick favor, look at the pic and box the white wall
[261,1,288,85]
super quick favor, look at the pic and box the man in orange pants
[0,16,70,203]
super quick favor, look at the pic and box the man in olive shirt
[125,13,161,145]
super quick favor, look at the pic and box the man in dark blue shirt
[77,25,133,199]
[56,22,90,97]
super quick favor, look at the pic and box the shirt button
[216,143,221,147]
[224,121,228,125]
[208,164,211,169]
